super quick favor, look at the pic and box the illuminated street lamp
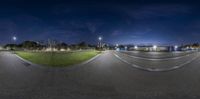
[115,44,119,51]
[98,36,102,48]
[125,46,127,50]
[12,36,17,41]
[134,45,138,49]
[174,45,178,51]
[116,44,119,47]
[153,45,157,51]
[12,36,17,51]
[98,37,102,41]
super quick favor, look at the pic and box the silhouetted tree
[22,41,38,50]
[78,42,88,49]
[57,42,68,50]
[192,43,199,47]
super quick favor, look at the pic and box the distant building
[181,46,200,51]
[45,47,58,52]
[129,46,172,52]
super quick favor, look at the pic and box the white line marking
[113,53,199,72]
[115,51,195,61]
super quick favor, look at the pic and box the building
[129,45,171,52]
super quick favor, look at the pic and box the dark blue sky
[0,0,200,45]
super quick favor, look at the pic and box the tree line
[4,40,97,50]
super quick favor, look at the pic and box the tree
[78,42,88,49]
[192,43,199,47]
[56,42,68,50]
[4,44,18,50]
[22,41,38,50]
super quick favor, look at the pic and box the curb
[80,54,101,65]
[14,54,41,68]
[14,54,34,65]
[14,53,101,68]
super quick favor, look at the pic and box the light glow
[98,37,102,41]
[13,36,17,41]
[174,45,178,49]
[134,45,138,49]
[116,44,119,47]
[153,45,157,49]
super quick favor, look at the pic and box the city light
[12,36,17,41]
[134,45,138,49]
[174,45,178,49]
[125,46,127,50]
[116,44,119,47]
[153,45,157,49]
[98,37,102,41]
[98,36,102,48]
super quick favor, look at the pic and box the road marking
[115,51,195,61]
[113,53,199,72]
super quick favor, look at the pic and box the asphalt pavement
[0,51,200,99]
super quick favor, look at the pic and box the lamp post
[153,45,157,51]
[174,45,178,51]
[12,36,17,50]
[116,44,119,48]
[115,44,119,51]
[134,45,138,50]
[98,36,102,49]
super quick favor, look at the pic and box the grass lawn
[16,50,100,67]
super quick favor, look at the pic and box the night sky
[0,0,200,45]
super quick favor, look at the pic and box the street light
[115,44,119,51]
[116,44,119,47]
[98,36,102,49]
[134,45,138,49]
[174,45,178,51]
[153,45,157,51]
[12,36,17,51]
[125,46,127,50]
[98,37,102,41]
[13,36,17,41]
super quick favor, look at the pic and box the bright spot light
[13,36,17,41]
[116,44,119,47]
[153,45,157,49]
[134,45,138,49]
[98,37,102,41]
[125,46,127,49]
[174,45,178,49]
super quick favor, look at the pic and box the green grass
[16,51,100,67]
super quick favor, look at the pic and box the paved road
[114,51,199,71]
[0,51,200,99]
[120,50,195,59]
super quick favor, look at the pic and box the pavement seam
[113,53,200,72]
